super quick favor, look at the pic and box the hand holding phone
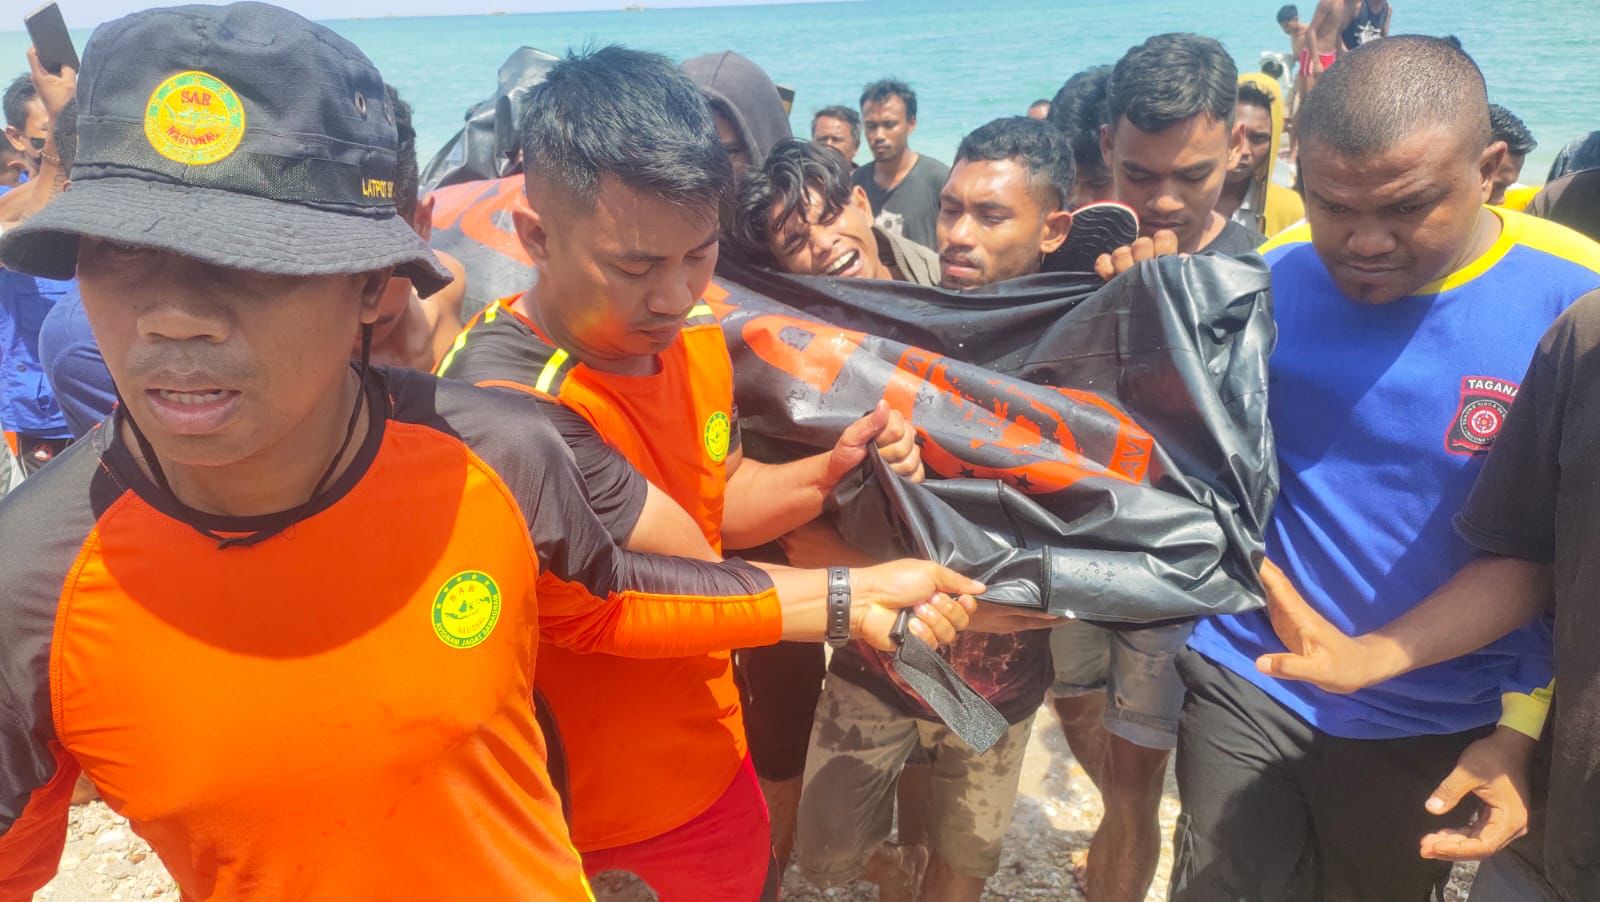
[25,3,79,75]
[25,46,76,120]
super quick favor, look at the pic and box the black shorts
[1171,648,1489,902]
[734,641,825,782]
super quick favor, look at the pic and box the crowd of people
[0,2,1598,902]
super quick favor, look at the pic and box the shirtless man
[1287,0,1353,156]
[1277,5,1311,119]
[1305,0,1354,75]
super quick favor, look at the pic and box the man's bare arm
[1256,556,1551,693]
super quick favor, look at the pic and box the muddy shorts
[1049,619,1190,750]
[795,674,1034,883]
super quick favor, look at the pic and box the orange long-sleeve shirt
[438,296,750,850]
[0,367,780,900]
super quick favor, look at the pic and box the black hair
[1237,82,1275,114]
[520,45,730,214]
[4,74,37,132]
[1046,65,1113,178]
[386,85,419,222]
[812,105,860,142]
[1300,36,1491,159]
[1029,99,1051,111]
[1441,35,1463,50]
[1261,58,1285,79]
[1108,33,1238,133]
[51,97,76,170]
[1276,4,1299,24]
[860,79,917,121]
[955,116,1075,211]
[729,137,854,268]
[1488,103,1536,157]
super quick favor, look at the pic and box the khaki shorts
[1049,619,1190,750]
[795,674,1034,884]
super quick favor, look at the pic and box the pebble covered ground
[44,703,1477,901]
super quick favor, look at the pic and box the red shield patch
[1445,376,1517,455]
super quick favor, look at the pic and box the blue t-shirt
[37,288,116,438]
[0,266,73,439]
[1190,209,1600,739]
[0,178,73,438]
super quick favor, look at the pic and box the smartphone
[24,3,79,74]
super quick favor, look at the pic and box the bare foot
[866,842,929,902]
[70,774,99,805]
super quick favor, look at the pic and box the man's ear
[357,269,392,326]
[1040,208,1072,255]
[513,189,553,269]
[1477,140,1509,204]
[1099,123,1115,168]
[2,126,24,154]
[850,184,873,215]
[412,194,435,243]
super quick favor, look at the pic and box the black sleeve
[0,439,104,890]
[535,399,648,543]
[1454,304,1578,561]
[393,369,790,660]
[432,312,648,541]
[521,413,772,602]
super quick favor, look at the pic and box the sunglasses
[28,137,45,151]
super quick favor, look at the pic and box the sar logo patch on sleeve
[144,70,246,165]
[703,411,732,463]
[1445,376,1518,456]
[431,571,502,649]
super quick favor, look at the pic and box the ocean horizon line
[0,0,861,34]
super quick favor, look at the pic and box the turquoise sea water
[3,0,1595,180]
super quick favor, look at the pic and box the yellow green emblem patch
[704,411,732,463]
[431,571,502,649]
[144,70,246,165]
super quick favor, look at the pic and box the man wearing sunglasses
[2,74,49,177]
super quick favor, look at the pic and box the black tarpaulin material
[710,255,1277,621]
[708,257,1276,749]
[422,173,1278,744]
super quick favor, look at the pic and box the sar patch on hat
[1445,375,1518,456]
[144,70,246,165]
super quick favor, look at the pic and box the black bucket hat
[0,2,452,296]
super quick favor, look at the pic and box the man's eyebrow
[1383,186,1445,209]
[1177,161,1217,177]
[614,229,719,263]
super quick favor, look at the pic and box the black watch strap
[825,567,852,648]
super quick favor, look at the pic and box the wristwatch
[826,567,852,648]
